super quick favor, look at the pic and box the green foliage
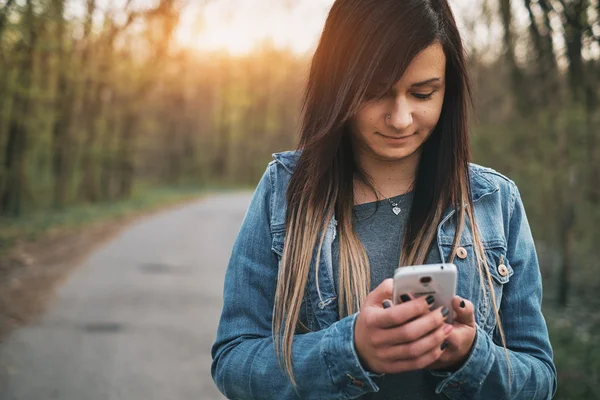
[545,306,600,399]
[0,0,598,398]
[0,185,207,255]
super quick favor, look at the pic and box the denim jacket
[211,150,557,399]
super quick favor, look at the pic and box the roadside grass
[0,185,215,255]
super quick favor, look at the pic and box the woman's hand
[354,279,453,374]
[427,296,477,371]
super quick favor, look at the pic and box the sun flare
[175,0,334,55]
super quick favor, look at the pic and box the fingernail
[400,294,411,302]
[382,300,392,309]
[426,295,435,305]
[443,324,453,334]
[460,300,465,308]
[440,341,448,350]
[441,307,449,318]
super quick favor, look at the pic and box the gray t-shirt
[331,192,445,399]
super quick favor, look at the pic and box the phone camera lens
[420,276,432,284]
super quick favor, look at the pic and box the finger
[382,334,448,372]
[373,295,434,329]
[428,342,452,369]
[364,278,394,307]
[394,292,413,304]
[384,323,450,362]
[395,293,419,322]
[453,296,476,326]
[440,325,461,348]
[377,306,451,345]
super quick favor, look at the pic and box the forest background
[0,0,599,398]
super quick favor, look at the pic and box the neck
[353,149,420,204]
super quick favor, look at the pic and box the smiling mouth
[377,132,415,139]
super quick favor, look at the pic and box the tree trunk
[557,201,575,307]
[561,0,586,102]
[213,96,230,180]
[77,0,100,203]
[2,118,27,216]
[585,63,599,203]
[78,112,100,202]
[51,0,73,209]
[212,61,230,179]
[99,116,115,201]
[116,114,137,199]
[1,0,36,217]
[499,0,526,112]
[52,79,73,209]
[523,0,557,104]
[554,121,577,307]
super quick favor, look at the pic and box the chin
[374,146,419,162]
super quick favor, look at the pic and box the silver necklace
[355,178,410,216]
[373,188,402,215]
[386,197,402,215]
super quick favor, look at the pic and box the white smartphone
[392,263,457,323]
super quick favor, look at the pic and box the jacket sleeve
[211,164,379,399]
[431,182,557,399]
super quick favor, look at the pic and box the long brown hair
[273,0,509,386]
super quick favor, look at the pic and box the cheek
[418,103,444,128]
[354,106,381,132]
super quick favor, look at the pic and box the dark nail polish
[382,300,392,309]
[441,307,449,317]
[441,341,448,350]
[460,300,465,308]
[400,294,411,303]
[426,295,435,305]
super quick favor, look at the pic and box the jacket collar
[272,150,499,202]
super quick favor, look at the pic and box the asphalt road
[0,193,253,400]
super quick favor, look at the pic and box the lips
[377,132,414,139]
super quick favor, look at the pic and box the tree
[1,0,37,217]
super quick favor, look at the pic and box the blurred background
[0,0,598,399]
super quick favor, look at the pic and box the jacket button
[346,374,364,388]
[456,247,467,260]
[498,264,509,277]
[352,379,364,388]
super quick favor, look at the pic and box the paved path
[0,193,253,399]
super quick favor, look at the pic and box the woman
[211,0,557,398]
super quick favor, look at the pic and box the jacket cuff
[321,313,380,398]
[433,325,494,399]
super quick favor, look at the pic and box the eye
[412,91,435,100]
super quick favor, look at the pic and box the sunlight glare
[175,0,334,55]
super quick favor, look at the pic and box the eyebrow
[410,78,442,87]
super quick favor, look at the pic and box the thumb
[453,296,476,326]
[364,278,394,307]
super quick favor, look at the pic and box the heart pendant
[392,206,401,215]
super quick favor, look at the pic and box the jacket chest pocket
[271,230,315,333]
[480,245,514,333]
[442,243,514,334]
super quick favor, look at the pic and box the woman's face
[350,42,447,163]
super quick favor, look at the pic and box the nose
[387,98,413,131]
